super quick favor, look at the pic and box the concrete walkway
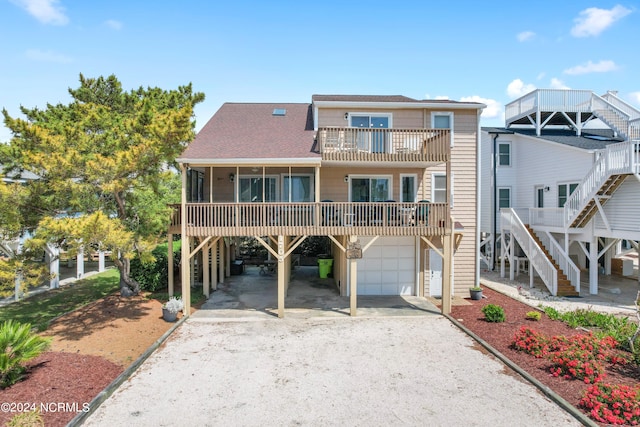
[480,266,639,318]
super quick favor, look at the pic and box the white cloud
[536,72,546,81]
[517,31,535,42]
[25,48,72,63]
[506,79,536,98]
[105,19,123,30]
[550,78,569,89]
[10,0,69,25]
[434,95,450,100]
[563,60,618,75]
[571,5,631,37]
[629,92,640,105]
[460,96,501,119]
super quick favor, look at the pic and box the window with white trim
[431,173,453,206]
[558,183,578,208]
[239,176,278,202]
[400,174,417,202]
[282,174,313,202]
[498,142,511,166]
[498,187,511,209]
[431,112,454,147]
[349,175,392,202]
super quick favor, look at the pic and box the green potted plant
[469,285,483,300]
[162,296,183,322]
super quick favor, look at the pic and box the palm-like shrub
[0,320,51,388]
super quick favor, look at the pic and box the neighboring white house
[481,89,640,296]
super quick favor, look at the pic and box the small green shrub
[0,320,51,388]
[526,311,541,321]
[7,409,44,427]
[541,305,561,320]
[481,304,505,323]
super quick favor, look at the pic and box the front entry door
[429,249,443,297]
[535,186,544,208]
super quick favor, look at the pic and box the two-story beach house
[481,89,640,297]
[170,95,485,317]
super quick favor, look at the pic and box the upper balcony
[317,127,450,163]
[168,201,450,237]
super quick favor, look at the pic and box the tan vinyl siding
[423,110,478,296]
[317,108,425,129]
[320,167,425,202]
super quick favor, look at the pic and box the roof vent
[272,108,286,116]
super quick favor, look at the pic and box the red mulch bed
[0,352,122,427]
[451,286,640,426]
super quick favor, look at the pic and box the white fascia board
[312,100,486,110]
[176,157,322,167]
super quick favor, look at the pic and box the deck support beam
[277,235,285,318]
[442,230,453,315]
[349,235,358,316]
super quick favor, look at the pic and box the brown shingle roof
[311,95,472,104]
[179,103,317,162]
[312,95,419,103]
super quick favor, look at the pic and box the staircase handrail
[501,209,558,295]
[564,141,636,226]
[601,92,640,121]
[537,231,581,293]
[591,93,631,139]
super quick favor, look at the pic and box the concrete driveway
[84,314,581,426]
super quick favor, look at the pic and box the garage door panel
[357,237,415,296]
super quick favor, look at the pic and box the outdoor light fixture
[229,173,235,182]
[544,186,550,192]
[344,175,349,183]
[344,113,349,120]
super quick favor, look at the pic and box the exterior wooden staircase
[569,173,628,228]
[525,225,579,297]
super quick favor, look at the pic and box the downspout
[491,132,499,270]
[475,109,482,286]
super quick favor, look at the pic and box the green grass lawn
[0,269,120,331]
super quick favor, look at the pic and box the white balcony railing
[501,208,558,295]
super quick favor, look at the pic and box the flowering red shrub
[511,327,636,423]
[511,326,551,358]
[579,383,640,425]
[548,333,625,383]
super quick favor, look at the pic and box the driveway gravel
[85,315,581,426]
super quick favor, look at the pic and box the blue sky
[1,1,638,143]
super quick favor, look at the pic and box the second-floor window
[400,174,417,202]
[498,143,511,166]
[432,173,447,203]
[350,176,391,202]
[558,183,578,207]
[283,175,313,202]
[239,176,277,202]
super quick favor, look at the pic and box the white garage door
[357,236,416,295]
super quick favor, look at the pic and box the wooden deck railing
[317,127,450,163]
[169,202,450,237]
